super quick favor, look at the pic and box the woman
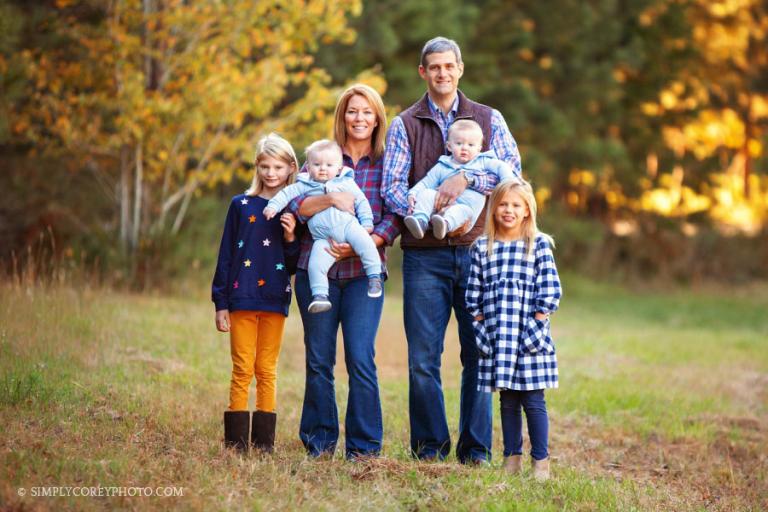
[290,84,400,459]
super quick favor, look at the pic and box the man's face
[446,129,482,164]
[307,149,342,182]
[418,51,464,99]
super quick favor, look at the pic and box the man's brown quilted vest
[399,90,494,248]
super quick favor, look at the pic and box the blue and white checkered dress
[466,234,562,392]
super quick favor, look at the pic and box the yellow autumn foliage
[12,0,374,241]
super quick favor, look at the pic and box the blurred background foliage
[1,0,767,288]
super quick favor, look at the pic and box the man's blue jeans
[500,389,549,460]
[402,246,493,463]
[295,270,384,458]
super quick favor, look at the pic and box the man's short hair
[420,36,462,67]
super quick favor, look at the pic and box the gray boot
[503,455,522,474]
[532,457,550,481]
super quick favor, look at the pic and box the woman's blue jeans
[500,389,549,460]
[295,270,384,458]
[402,246,493,463]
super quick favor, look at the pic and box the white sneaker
[367,277,383,298]
[308,295,331,314]
[431,214,449,239]
[404,215,427,239]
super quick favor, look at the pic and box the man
[382,36,521,464]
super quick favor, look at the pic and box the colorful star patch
[258,279,265,287]
[275,263,285,271]
[238,240,244,248]
[233,281,239,289]
[244,259,252,267]
[241,198,249,205]
[262,238,271,247]
[249,215,256,223]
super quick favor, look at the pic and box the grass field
[1,274,767,511]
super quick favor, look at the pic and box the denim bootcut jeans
[295,270,384,458]
[402,246,493,463]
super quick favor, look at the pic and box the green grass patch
[1,278,766,511]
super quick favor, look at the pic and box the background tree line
[1,0,767,286]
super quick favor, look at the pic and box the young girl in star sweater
[212,133,301,453]
[465,179,562,480]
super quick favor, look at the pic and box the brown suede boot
[532,457,550,481]
[251,410,277,453]
[223,411,250,452]
[503,455,522,474]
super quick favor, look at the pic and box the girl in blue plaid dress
[466,179,562,480]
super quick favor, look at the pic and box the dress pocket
[472,320,494,357]
[519,317,554,354]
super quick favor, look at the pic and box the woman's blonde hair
[245,133,299,196]
[333,84,388,161]
[484,179,554,257]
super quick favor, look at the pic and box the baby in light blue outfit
[405,119,517,239]
[264,140,382,313]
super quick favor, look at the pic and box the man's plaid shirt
[288,153,401,280]
[382,94,522,217]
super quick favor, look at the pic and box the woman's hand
[329,192,356,214]
[281,212,297,242]
[325,238,355,261]
[298,192,356,217]
[325,232,384,261]
[215,310,230,332]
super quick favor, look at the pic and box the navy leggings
[499,389,549,460]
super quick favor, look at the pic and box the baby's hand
[215,310,230,332]
[365,225,374,234]
[407,195,416,214]
[474,314,484,322]
[281,213,296,242]
[263,207,277,220]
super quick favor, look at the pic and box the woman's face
[344,94,378,144]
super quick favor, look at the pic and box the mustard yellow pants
[228,310,285,412]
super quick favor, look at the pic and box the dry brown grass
[1,280,767,511]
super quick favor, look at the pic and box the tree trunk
[143,0,161,90]
[119,144,131,251]
[131,143,143,251]
[171,189,193,235]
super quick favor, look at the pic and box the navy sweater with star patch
[212,194,300,316]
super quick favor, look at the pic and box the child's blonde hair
[245,133,299,196]
[448,119,483,142]
[305,139,343,164]
[484,179,554,257]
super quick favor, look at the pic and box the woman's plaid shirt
[288,153,401,280]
